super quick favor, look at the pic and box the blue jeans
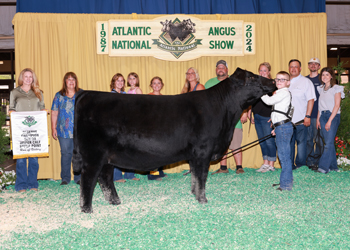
[290,124,308,169]
[306,118,321,166]
[58,137,80,183]
[113,167,136,181]
[254,114,276,161]
[15,157,39,191]
[318,111,340,173]
[147,167,166,180]
[275,122,294,190]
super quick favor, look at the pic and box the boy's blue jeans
[317,111,340,173]
[275,122,294,190]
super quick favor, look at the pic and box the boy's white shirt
[261,87,291,124]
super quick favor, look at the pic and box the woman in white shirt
[316,67,345,173]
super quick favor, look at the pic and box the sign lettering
[96,15,255,61]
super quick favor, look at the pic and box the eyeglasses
[186,72,195,75]
[274,78,289,83]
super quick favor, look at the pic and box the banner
[96,15,255,61]
[11,111,49,159]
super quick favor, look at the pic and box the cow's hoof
[81,206,93,213]
[198,197,208,204]
[110,199,121,205]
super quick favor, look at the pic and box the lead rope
[220,119,304,162]
[219,134,273,161]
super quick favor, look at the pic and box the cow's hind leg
[189,159,209,204]
[190,168,197,195]
[80,163,101,213]
[98,164,121,206]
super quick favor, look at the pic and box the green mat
[1,167,350,249]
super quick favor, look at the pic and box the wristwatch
[305,115,311,118]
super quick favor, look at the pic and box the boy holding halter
[261,71,294,191]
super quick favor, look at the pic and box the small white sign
[11,111,49,159]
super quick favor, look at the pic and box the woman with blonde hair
[248,62,277,173]
[181,67,204,175]
[9,68,45,192]
[181,67,205,94]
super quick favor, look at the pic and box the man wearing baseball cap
[205,60,248,175]
[205,60,228,88]
[306,57,321,170]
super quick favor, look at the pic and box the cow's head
[229,67,276,109]
[160,20,171,32]
[183,19,196,32]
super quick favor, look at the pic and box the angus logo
[97,16,255,61]
[22,116,37,127]
[152,18,202,59]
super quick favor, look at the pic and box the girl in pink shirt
[127,72,143,94]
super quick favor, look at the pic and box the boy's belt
[273,119,291,128]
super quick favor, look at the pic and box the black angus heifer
[73,68,276,213]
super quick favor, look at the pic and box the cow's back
[73,89,235,170]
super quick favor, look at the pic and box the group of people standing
[109,72,167,182]
[179,58,344,192]
[10,58,344,192]
[260,58,344,191]
[10,69,170,192]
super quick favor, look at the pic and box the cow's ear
[232,67,245,78]
[232,68,245,79]
[230,68,246,84]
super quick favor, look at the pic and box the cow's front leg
[98,164,121,206]
[80,164,100,213]
[189,159,209,204]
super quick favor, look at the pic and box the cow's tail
[72,145,83,174]
[72,119,83,174]
[72,89,84,175]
